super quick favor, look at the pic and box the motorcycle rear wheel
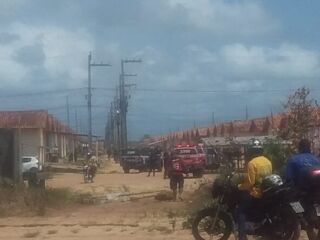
[306,226,319,240]
[265,206,301,240]
[192,208,233,240]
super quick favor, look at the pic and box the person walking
[163,151,170,179]
[148,148,157,177]
[168,151,184,201]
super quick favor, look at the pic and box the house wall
[19,129,41,158]
[58,134,67,158]
[0,129,15,180]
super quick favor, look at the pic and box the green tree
[279,87,316,146]
[263,139,290,174]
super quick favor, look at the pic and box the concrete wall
[19,129,41,158]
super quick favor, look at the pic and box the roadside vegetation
[0,185,92,217]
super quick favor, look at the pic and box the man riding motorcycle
[237,139,272,240]
[285,139,320,187]
[83,152,98,183]
[285,139,320,240]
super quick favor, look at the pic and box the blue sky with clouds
[0,0,319,139]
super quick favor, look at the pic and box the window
[22,158,31,163]
[175,148,197,155]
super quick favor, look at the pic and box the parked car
[21,156,43,183]
[174,144,206,178]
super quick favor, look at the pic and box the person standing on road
[163,151,170,179]
[148,148,157,177]
[168,151,184,201]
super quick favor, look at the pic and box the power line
[0,88,86,98]
[93,87,320,94]
[0,86,319,99]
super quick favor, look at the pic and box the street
[0,160,210,240]
[0,160,310,240]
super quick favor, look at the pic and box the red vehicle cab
[174,144,206,178]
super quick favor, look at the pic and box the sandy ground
[0,159,308,239]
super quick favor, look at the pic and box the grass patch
[155,191,174,201]
[0,185,93,217]
[45,188,75,206]
[71,229,80,234]
[145,225,173,234]
[23,231,40,238]
[47,230,58,235]
[122,185,130,192]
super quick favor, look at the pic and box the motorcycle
[298,191,320,240]
[192,167,302,240]
[291,167,320,240]
[83,165,96,183]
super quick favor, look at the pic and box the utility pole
[110,102,115,146]
[79,117,82,134]
[113,88,121,159]
[66,96,70,126]
[245,105,249,120]
[270,107,274,132]
[119,59,142,149]
[87,52,111,150]
[212,112,215,125]
[74,108,78,133]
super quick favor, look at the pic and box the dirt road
[0,160,308,239]
[0,161,211,239]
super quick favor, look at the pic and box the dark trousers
[170,174,184,199]
[236,191,257,240]
[163,166,168,179]
[148,166,156,176]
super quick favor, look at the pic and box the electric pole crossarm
[122,59,142,64]
[124,84,137,88]
[87,52,112,150]
[123,74,137,77]
[90,63,112,67]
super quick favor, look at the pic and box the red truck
[174,144,206,178]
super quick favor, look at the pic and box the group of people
[237,138,320,240]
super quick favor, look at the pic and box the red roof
[0,110,74,134]
[146,108,320,144]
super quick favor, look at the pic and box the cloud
[146,0,278,36]
[14,43,45,66]
[221,43,320,80]
[0,23,94,88]
[0,0,26,18]
[0,32,20,44]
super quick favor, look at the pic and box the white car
[22,156,42,173]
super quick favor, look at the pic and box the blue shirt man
[285,139,320,187]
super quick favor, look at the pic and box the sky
[0,0,319,140]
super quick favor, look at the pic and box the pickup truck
[174,144,206,178]
[120,149,147,173]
